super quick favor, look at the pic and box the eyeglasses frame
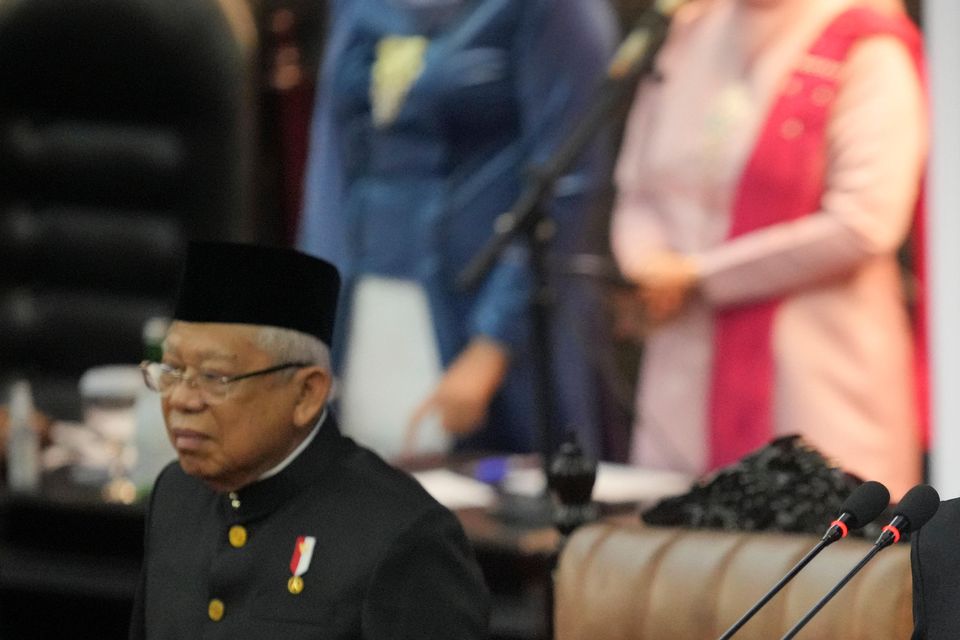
[139,360,313,400]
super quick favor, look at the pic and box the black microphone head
[839,481,890,529]
[893,484,941,533]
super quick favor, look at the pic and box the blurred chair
[0,0,263,419]
[554,521,912,640]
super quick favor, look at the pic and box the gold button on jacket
[208,599,225,622]
[228,525,247,548]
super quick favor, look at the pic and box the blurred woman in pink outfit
[611,0,926,498]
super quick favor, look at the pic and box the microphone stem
[779,545,882,640]
[717,539,829,640]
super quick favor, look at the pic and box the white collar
[257,408,327,481]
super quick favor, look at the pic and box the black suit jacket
[911,497,960,639]
[128,415,490,639]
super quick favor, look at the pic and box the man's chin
[177,455,214,483]
[177,456,242,493]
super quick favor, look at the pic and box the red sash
[707,7,925,469]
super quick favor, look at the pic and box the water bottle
[6,380,40,493]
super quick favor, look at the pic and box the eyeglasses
[139,360,311,403]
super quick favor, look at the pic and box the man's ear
[292,367,332,428]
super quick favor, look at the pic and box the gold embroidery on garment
[370,35,429,128]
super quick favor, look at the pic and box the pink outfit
[612,0,926,498]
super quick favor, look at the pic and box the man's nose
[165,377,206,410]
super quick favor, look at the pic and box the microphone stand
[779,545,883,639]
[717,539,830,640]
[456,9,672,488]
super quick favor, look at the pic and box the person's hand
[406,338,509,446]
[635,250,700,324]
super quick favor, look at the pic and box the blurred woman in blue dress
[298,0,618,459]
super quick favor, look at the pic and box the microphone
[780,484,941,640]
[821,480,891,544]
[872,484,939,549]
[716,481,890,640]
[607,0,687,82]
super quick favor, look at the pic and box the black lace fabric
[641,435,889,538]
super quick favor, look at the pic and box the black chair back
[0,0,261,418]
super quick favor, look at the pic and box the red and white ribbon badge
[290,536,316,577]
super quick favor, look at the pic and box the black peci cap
[173,242,340,346]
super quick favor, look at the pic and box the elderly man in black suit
[128,241,489,639]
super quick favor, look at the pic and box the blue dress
[299,0,617,454]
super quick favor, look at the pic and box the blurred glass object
[6,379,40,493]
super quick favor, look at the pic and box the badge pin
[288,575,304,594]
[288,535,316,595]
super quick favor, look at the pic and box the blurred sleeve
[609,74,670,283]
[467,0,618,347]
[695,36,927,307]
